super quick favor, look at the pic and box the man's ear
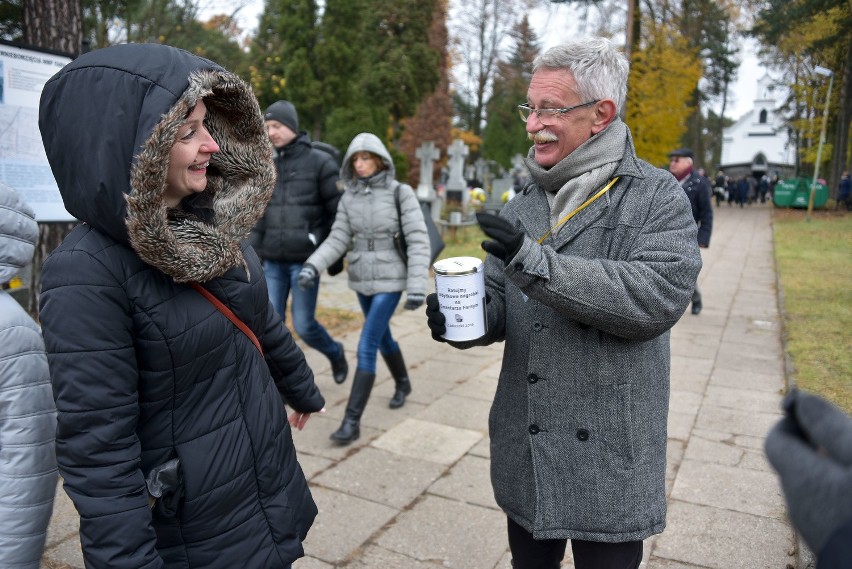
[591,99,618,134]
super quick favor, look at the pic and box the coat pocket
[145,457,184,518]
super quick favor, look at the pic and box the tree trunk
[829,33,852,196]
[23,0,83,316]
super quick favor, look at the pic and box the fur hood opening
[39,44,275,283]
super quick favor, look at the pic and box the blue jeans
[355,292,402,373]
[263,260,341,361]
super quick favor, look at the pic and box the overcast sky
[200,0,765,120]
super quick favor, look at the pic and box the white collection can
[432,256,487,341]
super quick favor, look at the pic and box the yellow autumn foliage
[626,23,703,166]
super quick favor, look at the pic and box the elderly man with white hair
[426,37,702,569]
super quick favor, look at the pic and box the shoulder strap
[393,180,403,230]
[189,282,263,356]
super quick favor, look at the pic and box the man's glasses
[517,100,600,125]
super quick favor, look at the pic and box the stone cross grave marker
[445,139,470,210]
[415,141,440,201]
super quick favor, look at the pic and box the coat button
[528,373,539,384]
[514,262,524,271]
[532,322,542,331]
[576,428,590,441]
[529,424,540,435]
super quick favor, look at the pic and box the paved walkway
[41,202,796,569]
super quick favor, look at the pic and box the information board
[0,41,74,221]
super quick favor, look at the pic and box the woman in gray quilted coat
[37,44,324,569]
[299,133,430,444]
[0,183,57,569]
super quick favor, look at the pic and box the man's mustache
[528,130,558,144]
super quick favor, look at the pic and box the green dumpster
[773,177,828,209]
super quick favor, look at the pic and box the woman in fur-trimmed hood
[37,43,325,569]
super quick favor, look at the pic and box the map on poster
[0,41,73,221]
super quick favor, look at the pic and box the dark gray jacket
[450,135,701,542]
[250,133,341,262]
[38,44,324,569]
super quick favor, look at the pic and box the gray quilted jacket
[0,183,57,569]
[305,133,429,296]
[451,134,701,542]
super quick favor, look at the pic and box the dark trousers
[507,517,643,569]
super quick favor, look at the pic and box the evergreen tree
[481,15,538,170]
[250,0,322,134]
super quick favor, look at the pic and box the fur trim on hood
[125,69,274,282]
[39,44,274,283]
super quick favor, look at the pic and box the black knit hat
[668,147,694,159]
[264,100,299,133]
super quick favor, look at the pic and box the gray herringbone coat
[455,139,701,542]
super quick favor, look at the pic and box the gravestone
[485,178,512,214]
[415,141,441,221]
[445,139,470,210]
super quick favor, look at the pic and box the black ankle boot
[330,341,348,384]
[330,369,375,445]
[383,350,412,409]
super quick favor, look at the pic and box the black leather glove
[425,293,446,342]
[297,264,318,290]
[476,212,523,263]
[765,389,852,555]
[404,293,425,311]
[328,257,345,276]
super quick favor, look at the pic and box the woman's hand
[288,407,325,430]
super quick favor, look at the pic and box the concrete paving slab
[346,544,450,568]
[371,418,483,465]
[427,454,499,510]
[312,446,446,509]
[653,500,794,569]
[670,355,714,393]
[708,367,785,393]
[415,392,492,432]
[449,372,499,401]
[292,413,382,460]
[667,410,696,442]
[694,404,782,440]
[302,486,398,565]
[376,495,507,569]
[669,388,703,416]
[671,459,786,518]
[715,341,785,374]
[298,452,334,480]
[703,384,784,414]
[469,436,491,459]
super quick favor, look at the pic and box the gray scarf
[525,118,628,231]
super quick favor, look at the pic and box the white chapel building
[720,73,794,180]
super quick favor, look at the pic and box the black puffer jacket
[38,44,324,569]
[251,134,341,262]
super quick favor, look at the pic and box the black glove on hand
[425,293,446,342]
[297,264,318,290]
[476,212,523,263]
[404,293,425,311]
[765,389,852,554]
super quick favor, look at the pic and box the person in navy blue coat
[38,43,325,569]
[668,148,712,315]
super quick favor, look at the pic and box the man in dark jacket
[668,147,713,315]
[252,100,348,383]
